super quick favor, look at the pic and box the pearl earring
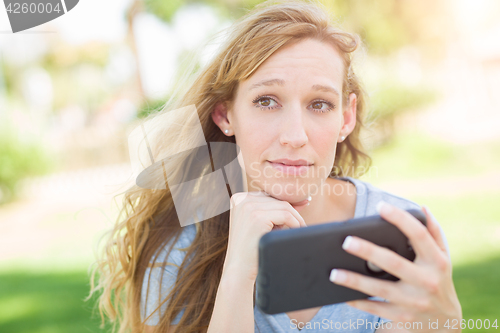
[340,135,345,142]
[224,129,229,134]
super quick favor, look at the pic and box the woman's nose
[279,107,308,148]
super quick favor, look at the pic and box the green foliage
[370,83,439,120]
[143,0,264,23]
[361,78,440,144]
[144,0,443,55]
[319,0,450,57]
[362,131,500,184]
[409,192,500,267]
[136,98,167,118]
[0,131,53,204]
[143,0,188,23]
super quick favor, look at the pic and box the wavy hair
[88,0,372,332]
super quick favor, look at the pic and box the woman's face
[213,38,356,204]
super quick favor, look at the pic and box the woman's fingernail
[330,269,347,283]
[376,201,392,214]
[342,236,359,251]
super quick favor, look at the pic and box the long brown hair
[88,1,372,332]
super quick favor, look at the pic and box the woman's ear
[211,101,233,135]
[341,93,357,137]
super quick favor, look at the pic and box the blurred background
[0,0,499,332]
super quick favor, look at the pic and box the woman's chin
[252,177,315,202]
[266,192,308,205]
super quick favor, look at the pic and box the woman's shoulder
[141,224,197,326]
[151,223,198,265]
[339,176,421,216]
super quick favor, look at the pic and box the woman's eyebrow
[311,84,340,97]
[249,78,285,90]
[249,78,340,97]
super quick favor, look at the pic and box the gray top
[141,176,449,331]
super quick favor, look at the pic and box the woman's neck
[299,177,357,226]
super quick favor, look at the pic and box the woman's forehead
[240,39,344,93]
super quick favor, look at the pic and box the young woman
[90,1,462,332]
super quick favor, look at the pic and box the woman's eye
[253,96,279,110]
[259,97,272,106]
[310,101,335,113]
[312,101,324,109]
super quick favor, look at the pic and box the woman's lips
[267,161,311,175]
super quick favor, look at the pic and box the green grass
[407,192,500,267]
[453,256,500,320]
[0,271,112,333]
[0,260,498,333]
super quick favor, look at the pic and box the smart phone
[256,208,427,314]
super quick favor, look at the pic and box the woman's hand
[222,191,308,283]
[329,202,462,333]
